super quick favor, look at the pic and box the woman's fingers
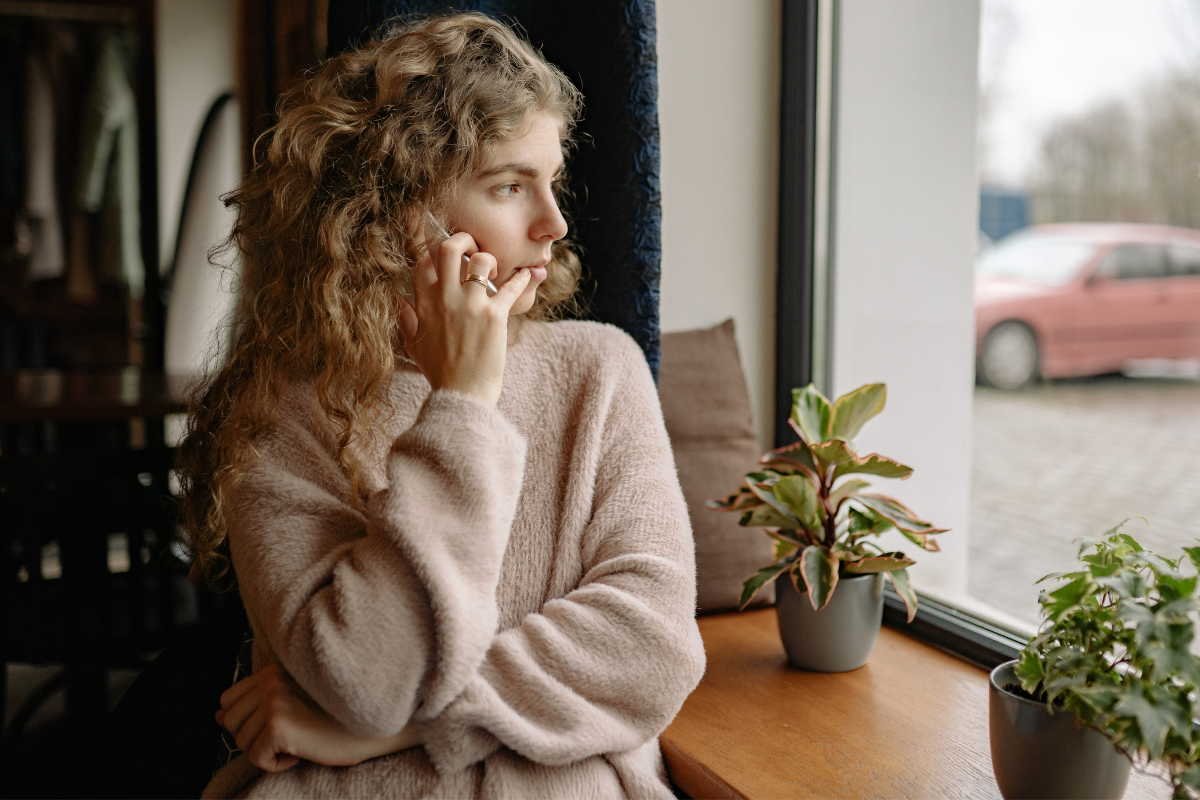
[464,252,498,284]
[433,232,478,295]
[220,687,261,739]
[491,267,532,311]
[219,664,271,710]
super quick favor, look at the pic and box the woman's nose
[532,192,568,242]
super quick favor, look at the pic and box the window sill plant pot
[710,383,945,673]
[775,571,883,672]
[989,660,1131,800]
[993,522,1200,800]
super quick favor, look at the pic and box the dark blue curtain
[327,0,662,377]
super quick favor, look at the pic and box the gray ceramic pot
[989,661,1131,800]
[774,572,883,672]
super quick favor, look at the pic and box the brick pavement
[969,376,1200,623]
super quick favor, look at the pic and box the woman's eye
[495,183,519,197]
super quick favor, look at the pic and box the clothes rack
[0,1,134,25]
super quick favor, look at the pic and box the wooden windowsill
[662,607,1170,799]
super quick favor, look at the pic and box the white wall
[830,0,980,595]
[657,0,781,450]
[155,0,236,268]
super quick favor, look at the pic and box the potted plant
[991,523,1200,800]
[708,383,945,672]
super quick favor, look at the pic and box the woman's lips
[524,265,548,282]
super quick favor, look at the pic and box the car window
[975,234,1098,286]
[1169,244,1200,277]
[1094,244,1169,281]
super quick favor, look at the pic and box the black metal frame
[777,0,1026,672]
[774,0,819,449]
[882,585,1027,670]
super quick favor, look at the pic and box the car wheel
[979,321,1039,390]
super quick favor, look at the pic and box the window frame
[777,0,1026,669]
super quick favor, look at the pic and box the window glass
[975,233,1097,285]
[969,0,1200,627]
[1170,244,1200,277]
[1095,244,1169,280]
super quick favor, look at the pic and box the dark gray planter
[989,660,1131,800]
[774,572,883,672]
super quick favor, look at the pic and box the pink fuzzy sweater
[202,321,706,799]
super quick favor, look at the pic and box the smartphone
[425,212,499,296]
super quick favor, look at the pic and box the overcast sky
[981,0,1199,187]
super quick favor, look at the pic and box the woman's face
[445,111,569,316]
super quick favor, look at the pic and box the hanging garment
[0,21,22,206]
[164,93,241,375]
[22,50,67,280]
[77,28,143,298]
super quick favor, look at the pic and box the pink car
[975,224,1200,389]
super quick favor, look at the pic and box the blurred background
[969,0,1200,624]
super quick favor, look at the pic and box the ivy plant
[1015,523,1200,799]
[708,383,945,620]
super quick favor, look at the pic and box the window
[1170,244,1200,277]
[969,0,1200,635]
[1096,244,1169,281]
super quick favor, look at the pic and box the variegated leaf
[829,479,870,510]
[809,439,856,470]
[829,383,887,442]
[760,440,817,474]
[773,474,823,532]
[791,384,832,444]
[843,553,916,573]
[855,494,947,539]
[887,567,919,622]
[832,453,913,482]
[799,545,839,610]
[738,561,792,610]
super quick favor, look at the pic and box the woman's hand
[216,663,423,772]
[399,231,532,407]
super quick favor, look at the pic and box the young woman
[179,13,705,800]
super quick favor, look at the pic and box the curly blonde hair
[176,12,584,588]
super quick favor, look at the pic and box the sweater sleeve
[228,388,526,738]
[418,333,707,772]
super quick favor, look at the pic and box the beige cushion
[659,319,774,613]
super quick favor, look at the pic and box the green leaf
[829,479,870,510]
[738,561,792,610]
[1182,544,1200,571]
[848,507,878,536]
[1113,688,1185,760]
[1014,649,1045,695]
[799,545,839,611]
[1143,636,1200,686]
[887,568,918,622]
[746,480,803,527]
[1070,684,1121,714]
[832,452,914,482]
[1095,571,1147,601]
[706,486,760,512]
[808,439,856,470]
[1160,574,1199,602]
[1113,533,1145,552]
[843,553,916,574]
[829,383,887,442]
[854,494,947,550]
[773,475,823,532]
[771,536,800,560]
[1043,576,1091,622]
[759,440,817,475]
[739,504,800,530]
[790,385,832,444]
